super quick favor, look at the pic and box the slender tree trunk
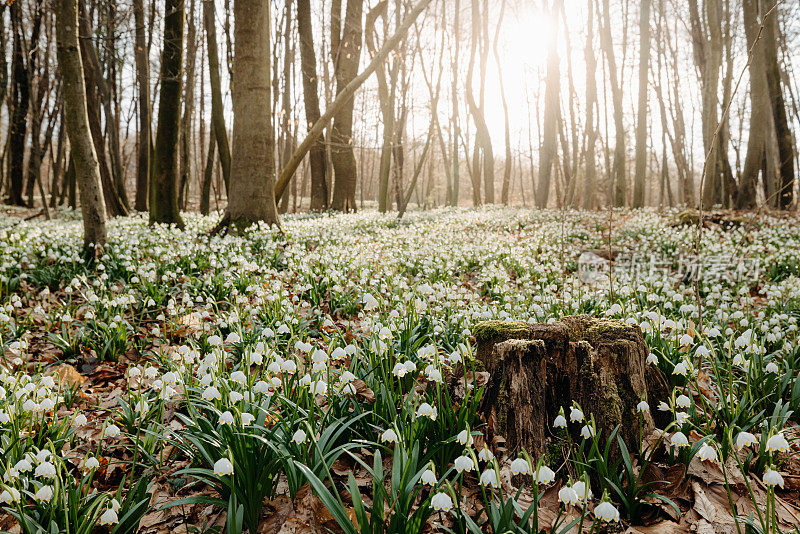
[150,0,185,227]
[297,0,328,210]
[632,0,650,208]
[55,0,107,249]
[583,0,598,209]
[600,0,627,207]
[201,131,215,215]
[203,0,231,194]
[330,0,364,212]
[7,2,28,206]
[179,0,197,209]
[134,0,151,211]
[215,0,280,230]
[536,1,560,208]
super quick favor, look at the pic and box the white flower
[646,352,659,364]
[99,508,119,526]
[479,469,499,488]
[392,363,407,378]
[202,386,222,401]
[416,403,438,420]
[431,492,453,512]
[510,457,531,475]
[214,458,234,476]
[676,394,691,408]
[673,361,688,376]
[553,414,567,428]
[697,443,717,463]
[0,488,20,503]
[14,459,32,472]
[220,411,235,425]
[35,485,53,502]
[292,429,308,444]
[671,431,689,448]
[636,401,650,413]
[570,406,584,423]
[241,412,255,425]
[735,432,757,451]
[35,461,56,478]
[381,428,399,443]
[766,433,790,453]
[478,447,495,462]
[454,455,474,473]
[535,465,556,485]
[765,361,780,374]
[581,424,595,439]
[103,424,121,439]
[421,469,437,485]
[84,456,100,470]
[572,480,592,502]
[763,468,784,488]
[230,371,247,385]
[594,500,620,522]
[558,486,579,506]
[676,412,690,425]
[75,413,88,428]
[457,429,474,446]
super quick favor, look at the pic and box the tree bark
[583,0,598,209]
[134,0,151,211]
[632,0,651,208]
[7,2,28,206]
[203,0,231,195]
[150,0,185,228]
[179,0,197,210]
[55,0,108,249]
[297,0,328,211]
[329,0,364,212]
[216,0,280,230]
[600,0,627,207]
[536,2,560,208]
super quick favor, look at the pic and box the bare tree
[55,0,107,250]
[633,0,651,208]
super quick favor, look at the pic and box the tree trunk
[297,0,328,211]
[330,0,364,212]
[134,0,151,211]
[55,0,108,250]
[216,0,280,230]
[203,0,231,195]
[632,0,651,208]
[536,3,560,208]
[150,0,185,228]
[600,0,627,207]
[7,2,28,206]
[583,0,598,209]
[179,0,197,210]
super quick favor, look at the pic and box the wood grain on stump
[473,315,669,457]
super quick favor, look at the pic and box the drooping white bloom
[570,406,584,423]
[535,465,556,485]
[457,429,474,446]
[35,485,53,502]
[673,361,689,376]
[766,433,790,453]
[99,508,119,526]
[636,401,650,413]
[34,461,56,478]
[0,488,20,503]
[202,386,221,401]
[431,492,453,512]
[697,443,717,463]
[214,458,234,476]
[594,500,620,522]
[381,428,399,443]
[416,403,438,420]
[735,432,757,451]
[581,425,595,439]
[646,352,659,365]
[454,455,474,473]
[421,469,437,485]
[676,394,691,408]
[670,432,690,448]
[479,469,500,488]
[220,411,235,425]
[553,414,567,428]
[510,457,531,475]
[292,429,308,444]
[558,486,579,506]
[763,468,784,488]
[103,424,121,439]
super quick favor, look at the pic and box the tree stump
[473,315,669,457]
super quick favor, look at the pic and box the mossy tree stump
[473,315,669,457]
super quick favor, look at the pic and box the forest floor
[1,207,799,533]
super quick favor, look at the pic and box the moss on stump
[474,315,668,457]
